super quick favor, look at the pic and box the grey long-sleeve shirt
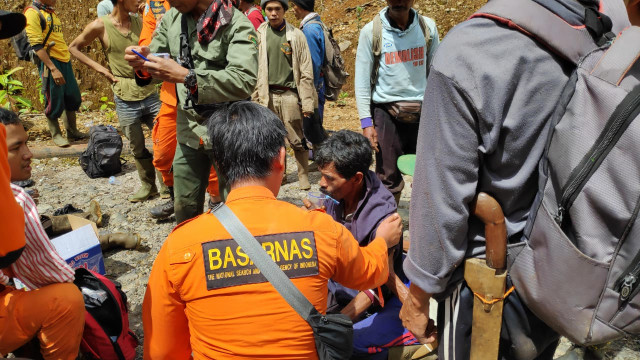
[403,15,575,300]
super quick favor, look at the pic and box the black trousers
[373,104,420,196]
[437,277,560,360]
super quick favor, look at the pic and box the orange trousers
[0,282,85,360]
[151,102,219,197]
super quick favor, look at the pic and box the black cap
[0,11,26,40]
[291,0,314,12]
[261,0,289,10]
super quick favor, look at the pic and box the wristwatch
[184,69,197,89]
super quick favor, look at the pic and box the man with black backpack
[354,0,438,204]
[400,1,632,359]
[24,0,88,148]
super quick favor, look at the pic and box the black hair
[0,108,21,126]
[314,130,372,179]
[207,101,287,186]
[110,0,118,5]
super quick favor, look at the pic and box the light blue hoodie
[355,8,439,126]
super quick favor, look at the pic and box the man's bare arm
[69,19,117,83]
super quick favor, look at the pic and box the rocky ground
[19,100,640,359]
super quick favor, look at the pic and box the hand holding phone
[124,46,151,71]
[131,49,150,62]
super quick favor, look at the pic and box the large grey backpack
[305,20,349,101]
[473,0,639,346]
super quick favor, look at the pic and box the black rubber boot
[149,187,174,219]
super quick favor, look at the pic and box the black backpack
[11,6,52,63]
[79,125,123,179]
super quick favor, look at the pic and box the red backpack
[73,268,139,360]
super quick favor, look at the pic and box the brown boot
[51,215,72,235]
[99,233,141,251]
[87,199,103,226]
[294,149,310,190]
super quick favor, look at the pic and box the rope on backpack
[473,285,515,306]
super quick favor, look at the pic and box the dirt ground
[22,103,640,360]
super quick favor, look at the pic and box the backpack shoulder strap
[41,12,54,46]
[24,6,47,30]
[416,14,431,78]
[305,19,323,28]
[29,7,54,47]
[371,14,382,87]
[417,14,431,50]
[591,26,640,85]
[470,0,598,65]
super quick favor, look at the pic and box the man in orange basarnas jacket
[143,101,403,359]
[138,0,221,220]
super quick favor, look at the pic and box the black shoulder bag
[212,203,354,360]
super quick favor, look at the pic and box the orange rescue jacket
[143,186,390,359]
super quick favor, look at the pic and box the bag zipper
[555,86,640,225]
[321,314,352,326]
[615,248,640,303]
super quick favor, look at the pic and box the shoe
[62,111,88,141]
[128,157,159,202]
[47,117,70,147]
[150,199,174,219]
[99,233,141,251]
[150,187,174,219]
[294,149,311,190]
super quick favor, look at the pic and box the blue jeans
[114,93,161,159]
[114,93,161,127]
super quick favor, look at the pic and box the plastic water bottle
[108,176,120,185]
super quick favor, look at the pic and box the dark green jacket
[150,7,258,148]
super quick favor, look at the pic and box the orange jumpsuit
[0,280,85,360]
[143,186,390,359]
[139,0,219,196]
